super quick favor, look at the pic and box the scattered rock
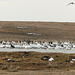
[41,56,50,61]
[48,57,54,61]
[70,61,74,64]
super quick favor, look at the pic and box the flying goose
[67,2,75,6]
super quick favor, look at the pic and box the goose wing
[67,2,75,6]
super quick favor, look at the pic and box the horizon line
[0,20,75,23]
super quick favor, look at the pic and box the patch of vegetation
[0,52,75,72]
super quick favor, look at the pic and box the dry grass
[0,52,75,74]
[0,52,75,71]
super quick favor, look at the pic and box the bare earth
[0,21,75,41]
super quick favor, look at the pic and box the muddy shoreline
[0,48,75,54]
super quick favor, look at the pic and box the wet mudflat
[0,48,75,54]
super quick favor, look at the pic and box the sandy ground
[0,70,75,75]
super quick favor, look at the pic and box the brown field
[0,21,75,41]
[0,52,75,75]
[0,21,75,75]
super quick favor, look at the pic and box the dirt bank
[0,21,75,41]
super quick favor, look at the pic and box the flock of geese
[0,40,75,50]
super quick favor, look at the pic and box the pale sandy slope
[0,70,75,75]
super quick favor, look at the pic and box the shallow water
[0,48,75,53]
